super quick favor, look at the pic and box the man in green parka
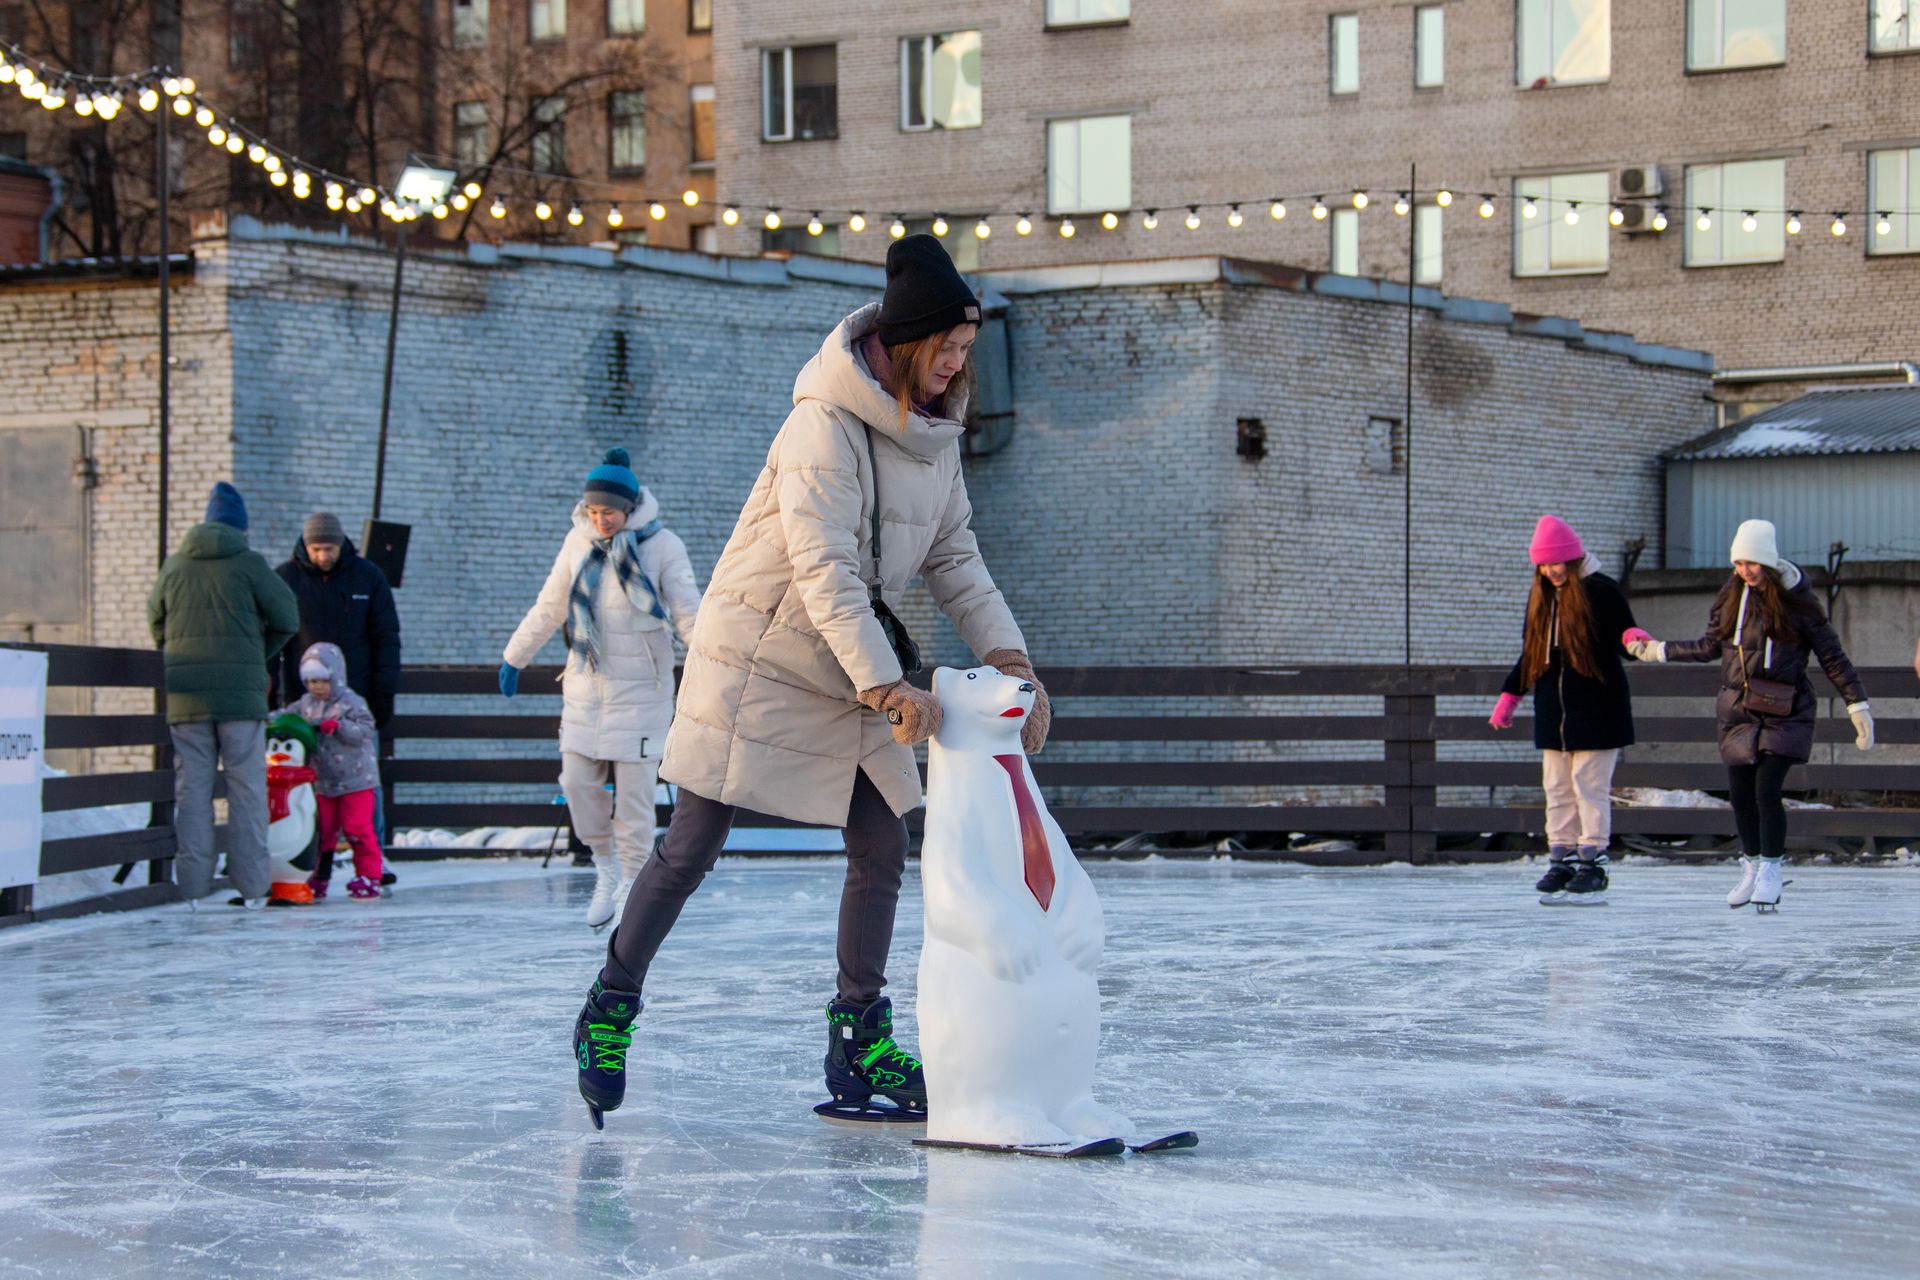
[148,482,300,907]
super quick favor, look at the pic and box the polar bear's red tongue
[999,708,1025,718]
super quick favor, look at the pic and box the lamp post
[369,160,455,523]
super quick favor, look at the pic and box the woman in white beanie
[1627,519,1871,911]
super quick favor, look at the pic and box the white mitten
[1847,701,1874,751]
[1626,638,1667,663]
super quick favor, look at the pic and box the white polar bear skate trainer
[913,665,1196,1159]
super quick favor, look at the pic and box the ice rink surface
[2,857,1917,1279]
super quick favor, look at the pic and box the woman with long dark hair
[1491,516,1641,903]
[1628,520,1873,912]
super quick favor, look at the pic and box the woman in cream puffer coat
[571,236,1051,1129]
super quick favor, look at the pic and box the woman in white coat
[500,448,701,926]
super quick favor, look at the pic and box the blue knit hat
[205,481,248,531]
[583,448,639,511]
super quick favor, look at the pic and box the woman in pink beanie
[1490,515,1645,904]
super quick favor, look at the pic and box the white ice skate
[1750,858,1785,914]
[584,853,620,929]
[1726,856,1757,909]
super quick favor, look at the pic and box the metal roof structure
[1667,385,1920,461]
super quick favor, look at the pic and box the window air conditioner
[1615,202,1664,235]
[1616,165,1664,199]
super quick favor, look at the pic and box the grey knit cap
[303,512,346,546]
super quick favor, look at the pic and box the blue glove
[498,662,520,699]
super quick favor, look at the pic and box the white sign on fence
[0,649,49,892]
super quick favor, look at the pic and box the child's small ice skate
[346,876,380,900]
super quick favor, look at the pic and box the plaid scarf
[567,519,665,671]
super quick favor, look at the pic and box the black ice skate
[574,979,642,1130]
[814,996,928,1126]
[1535,847,1577,903]
[1559,854,1609,905]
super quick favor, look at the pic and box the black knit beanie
[876,234,981,346]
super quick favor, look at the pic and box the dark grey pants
[600,770,909,1005]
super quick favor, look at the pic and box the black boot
[816,996,927,1124]
[1565,849,1610,902]
[1535,846,1577,898]
[574,979,642,1129]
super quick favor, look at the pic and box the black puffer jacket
[1665,565,1866,766]
[1501,560,1639,752]
[268,537,402,727]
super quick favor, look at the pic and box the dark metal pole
[371,221,406,519]
[1404,161,1416,667]
[156,98,171,568]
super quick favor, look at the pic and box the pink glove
[1622,627,1652,648]
[319,718,339,735]
[1489,692,1520,730]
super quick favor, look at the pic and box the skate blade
[585,1102,605,1131]
[1127,1130,1200,1153]
[1538,891,1567,904]
[1752,902,1781,914]
[1543,894,1609,906]
[813,1099,927,1127]
[915,1136,1126,1158]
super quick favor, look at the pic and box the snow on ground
[2,858,1918,1278]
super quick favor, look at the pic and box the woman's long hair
[1712,566,1820,644]
[1521,565,1599,685]
[880,327,974,427]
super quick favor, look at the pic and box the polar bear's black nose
[1018,682,1035,692]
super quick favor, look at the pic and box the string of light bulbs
[3,37,1908,245]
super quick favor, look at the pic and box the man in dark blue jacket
[271,512,402,846]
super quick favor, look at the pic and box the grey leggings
[600,770,910,1005]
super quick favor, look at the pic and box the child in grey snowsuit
[275,642,385,899]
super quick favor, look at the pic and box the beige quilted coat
[660,303,1025,826]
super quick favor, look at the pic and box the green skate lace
[585,1022,631,1072]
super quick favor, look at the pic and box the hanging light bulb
[1785,211,1802,236]
[450,192,469,211]
[99,92,123,120]
[379,199,399,220]
[1351,190,1369,210]
[807,213,824,236]
[1393,193,1411,217]
[567,203,585,226]
[0,64,15,87]
[20,82,44,102]
[889,217,907,238]
[1184,207,1201,231]
[357,187,376,205]
[848,212,867,233]
[41,89,66,110]
[194,104,214,127]
[649,200,668,221]
[224,134,244,154]
[1227,205,1244,228]
[138,86,160,112]
[1059,218,1076,238]
[1269,199,1287,221]
[1142,209,1159,230]
[171,94,191,116]
[1741,211,1758,234]
[1435,189,1454,208]
[1564,203,1580,226]
[1830,213,1848,237]
[270,170,289,188]
[291,172,311,197]
[327,194,345,212]
[262,154,281,173]
[161,76,181,96]
[1876,211,1893,236]
[246,143,266,164]
[73,94,94,117]
[463,181,482,199]
[721,205,740,226]
[974,218,991,239]
[178,77,197,95]
[1015,213,1033,236]
[1311,198,1329,221]
[682,188,699,207]
[1651,206,1669,232]
[490,197,507,219]
[207,124,226,146]
[427,200,446,219]
[535,199,553,220]
[763,209,781,230]
[932,215,949,236]
[1695,208,1712,232]
[1608,205,1625,227]
[344,196,362,213]
[1478,195,1496,219]
[1101,210,1119,231]
[1521,197,1538,220]
[607,204,624,227]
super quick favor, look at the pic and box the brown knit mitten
[857,681,943,746]
[982,648,1051,754]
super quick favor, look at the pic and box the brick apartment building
[713,0,1920,370]
[0,0,717,257]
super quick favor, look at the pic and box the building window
[531,0,565,41]
[764,222,840,256]
[1415,203,1443,284]
[902,32,982,131]
[762,44,837,141]
[1330,207,1359,275]
[452,0,488,47]
[453,102,490,168]
[1364,416,1405,476]
[1513,171,1609,275]
[1872,0,1920,52]
[531,95,568,171]
[229,0,261,66]
[1046,114,1129,215]
[1687,0,1784,70]
[150,0,183,66]
[693,224,717,252]
[615,228,648,248]
[608,0,642,35]
[1517,0,1609,86]
[609,91,645,171]
[1329,13,1359,95]
[1415,6,1444,87]
[1046,0,1128,28]
[690,84,715,167]
[690,0,711,32]
[906,218,981,270]
[1684,159,1785,266]
[1869,147,1920,254]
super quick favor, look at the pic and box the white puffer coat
[503,489,702,762]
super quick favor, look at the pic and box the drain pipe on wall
[1712,360,1920,428]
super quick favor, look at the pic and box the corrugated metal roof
[1668,385,1920,460]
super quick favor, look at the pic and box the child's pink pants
[316,789,384,881]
